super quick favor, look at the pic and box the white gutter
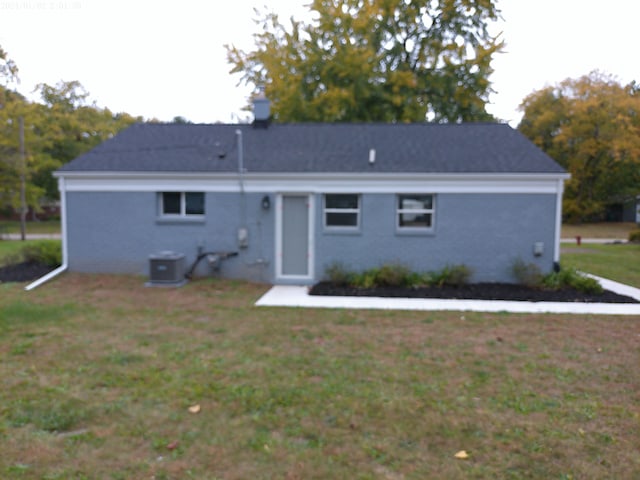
[25,176,68,291]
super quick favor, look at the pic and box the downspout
[236,129,248,247]
[236,129,245,198]
[25,176,68,290]
[553,177,565,268]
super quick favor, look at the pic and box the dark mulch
[0,261,56,283]
[310,281,638,304]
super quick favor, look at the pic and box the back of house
[55,111,568,285]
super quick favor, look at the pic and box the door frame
[275,193,315,282]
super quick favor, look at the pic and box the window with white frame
[397,194,434,230]
[160,192,205,217]
[324,194,360,229]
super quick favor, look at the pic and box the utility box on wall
[149,251,185,284]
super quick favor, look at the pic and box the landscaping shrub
[429,264,472,287]
[511,258,544,287]
[543,267,603,295]
[328,263,430,289]
[629,229,640,243]
[21,240,62,267]
[352,268,380,289]
[324,262,354,286]
[373,263,413,287]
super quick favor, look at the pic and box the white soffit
[59,172,569,194]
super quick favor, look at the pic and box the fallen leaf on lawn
[454,450,469,459]
[188,404,201,414]
[167,441,179,450]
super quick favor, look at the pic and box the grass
[561,222,636,240]
[561,243,640,288]
[0,220,61,236]
[0,274,639,479]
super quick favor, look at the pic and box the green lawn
[1,274,639,479]
[561,243,640,288]
[561,222,636,240]
[0,220,61,235]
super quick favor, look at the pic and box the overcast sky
[0,0,637,126]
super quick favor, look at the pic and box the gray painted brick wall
[66,191,275,283]
[66,191,557,284]
[314,193,557,283]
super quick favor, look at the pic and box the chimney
[252,94,270,129]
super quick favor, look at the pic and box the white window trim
[159,192,205,218]
[396,194,435,231]
[323,194,361,230]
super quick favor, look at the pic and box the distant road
[1,233,61,240]
[560,238,627,244]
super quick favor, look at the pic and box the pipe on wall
[25,176,68,291]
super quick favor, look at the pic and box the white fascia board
[58,171,570,194]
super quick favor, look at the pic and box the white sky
[0,0,637,126]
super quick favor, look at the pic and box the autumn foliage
[519,72,640,223]
[227,0,503,123]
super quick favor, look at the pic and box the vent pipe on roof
[369,148,376,165]
[252,94,270,129]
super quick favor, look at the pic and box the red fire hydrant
[576,236,581,246]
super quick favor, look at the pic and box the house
[51,102,569,286]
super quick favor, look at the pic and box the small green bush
[352,268,380,289]
[349,263,426,288]
[511,258,543,287]
[324,262,354,286]
[374,263,413,287]
[326,262,472,289]
[21,240,62,267]
[429,264,472,287]
[543,267,603,295]
[629,229,640,243]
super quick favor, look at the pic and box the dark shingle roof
[58,122,566,175]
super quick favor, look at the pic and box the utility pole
[19,116,26,241]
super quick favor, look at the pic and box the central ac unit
[149,251,185,284]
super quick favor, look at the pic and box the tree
[227,0,503,123]
[519,71,640,222]
[0,87,50,219]
[32,81,141,199]
[0,44,141,219]
[0,76,141,217]
[0,45,18,85]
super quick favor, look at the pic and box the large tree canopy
[519,72,640,222]
[0,45,141,214]
[227,0,503,123]
[30,80,141,200]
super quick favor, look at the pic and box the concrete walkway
[256,274,640,315]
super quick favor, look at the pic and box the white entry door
[276,194,314,281]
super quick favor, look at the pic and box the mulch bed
[0,261,55,283]
[310,281,638,304]
[3,262,637,304]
